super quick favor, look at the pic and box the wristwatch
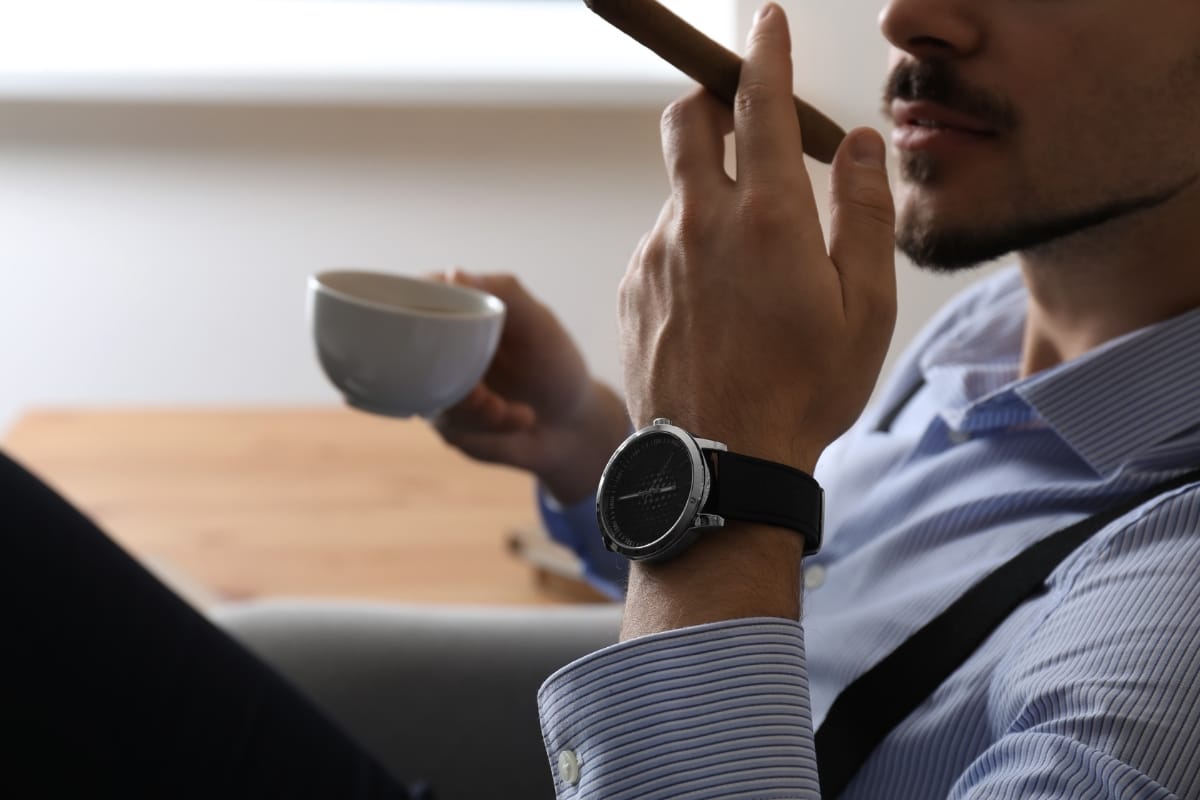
[596,418,823,563]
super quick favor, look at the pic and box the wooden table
[4,407,608,607]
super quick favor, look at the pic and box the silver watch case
[596,417,728,562]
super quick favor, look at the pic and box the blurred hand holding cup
[308,270,505,418]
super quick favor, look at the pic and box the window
[0,0,739,105]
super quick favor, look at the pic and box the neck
[1017,177,1200,377]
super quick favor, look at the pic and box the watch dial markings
[601,432,695,550]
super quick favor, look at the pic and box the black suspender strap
[873,377,926,434]
[813,466,1200,798]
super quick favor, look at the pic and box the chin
[895,202,1013,272]
[893,177,1017,271]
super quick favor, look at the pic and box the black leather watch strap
[703,450,824,555]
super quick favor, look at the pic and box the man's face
[879,0,1200,271]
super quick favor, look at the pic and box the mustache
[883,60,1018,132]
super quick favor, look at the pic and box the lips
[890,100,997,152]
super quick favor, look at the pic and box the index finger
[735,4,808,186]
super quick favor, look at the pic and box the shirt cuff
[538,618,819,800]
[537,483,628,599]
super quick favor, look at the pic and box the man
[6,0,1197,795]
[437,0,1200,796]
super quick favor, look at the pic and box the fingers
[433,384,537,468]
[735,4,806,186]
[437,269,548,340]
[440,268,514,301]
[436,384,535,436]
[661,87,735,197]
[828,127,897,325]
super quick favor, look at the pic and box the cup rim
[310,269,505,320]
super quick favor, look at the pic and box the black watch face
[600,431,696,550]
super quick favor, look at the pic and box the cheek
[1010,10,1200,152]
[1009,37,1200,212]
[991,22,1124,178]
[1003,23,1097,128]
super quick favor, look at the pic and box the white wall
[0,0,991,437]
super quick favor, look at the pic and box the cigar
[585,0,846,164]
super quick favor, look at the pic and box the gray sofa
[213,600,623,799]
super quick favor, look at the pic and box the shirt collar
[918,267,1200,476]
[1016,306,1200,475]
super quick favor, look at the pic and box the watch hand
[661,451,676,478]
[617,485,678,501]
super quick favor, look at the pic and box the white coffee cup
[308,269,505,418]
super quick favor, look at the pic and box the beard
[896,174,1191,273]
[884,59,1194,272]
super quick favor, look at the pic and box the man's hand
[618,3,896,475]
[431,271,628,505]
[617,3,896,640]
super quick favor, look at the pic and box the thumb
[436,270,540,338]
[828,127,896,321]
[441,267,483,289]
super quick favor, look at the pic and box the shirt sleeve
[536,488,1200,800]
[538,617,820,800]
[537,483,628,600]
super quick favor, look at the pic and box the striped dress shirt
[537,266,1200,799]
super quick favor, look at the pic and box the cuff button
[558,749,581,786]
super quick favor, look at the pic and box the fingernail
[850,132,886,168]
[752,3,775,28]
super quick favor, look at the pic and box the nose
[878,0,983,59]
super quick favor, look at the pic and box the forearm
[621,521,804,640]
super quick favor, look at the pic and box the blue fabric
[537,484,628,600]
[537,266,1200,799]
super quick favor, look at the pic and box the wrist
[620,522,804,640]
